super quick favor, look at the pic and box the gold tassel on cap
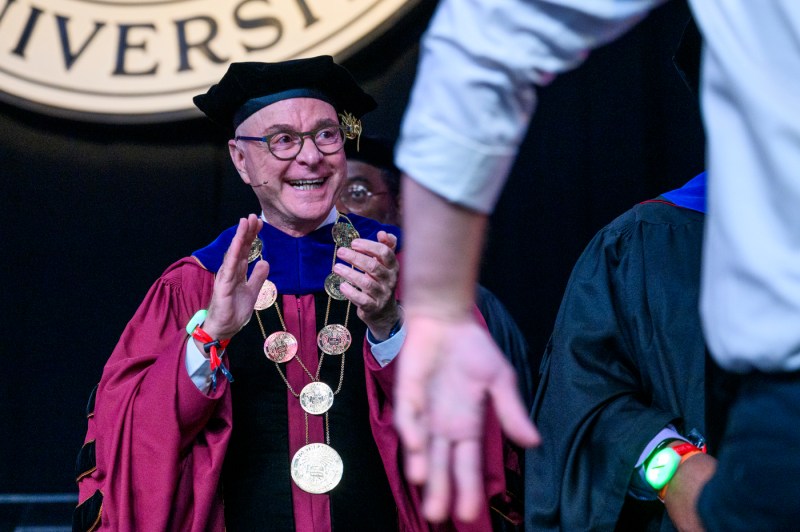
[339,111,363,151]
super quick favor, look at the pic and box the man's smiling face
[229,97,347,236]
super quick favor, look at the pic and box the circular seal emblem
[299,381,334,415]
[324,272,348,301]
[332,221,360,248]
[0,0,421,122]
[254,279,277,310]
[317,324,351,355]
[290,442,343,494]
[263,330,298,363]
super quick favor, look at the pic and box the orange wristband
[656,445,703,501]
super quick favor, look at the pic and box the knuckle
[366,256,380,273]
[362,276,376,293]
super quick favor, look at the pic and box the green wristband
[185,309,208,336]
[645,447,681,490]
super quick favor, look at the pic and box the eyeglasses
[339,184,389,209]
[236,124,346,161]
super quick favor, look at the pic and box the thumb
[248,260,271,294]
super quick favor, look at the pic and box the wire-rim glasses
[339,183,389,209]
[236,124,347,161]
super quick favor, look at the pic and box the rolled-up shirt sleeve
[396,0,663,213]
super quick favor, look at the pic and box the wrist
[645,439,706,501]
[185,309,234,390]
[197,320,230,342]
[367,306,403,342]
[661,452,717,531]
[369,316,403,343]
[188,324,231,358]
[404,305,473,324]
[196,309,237,341]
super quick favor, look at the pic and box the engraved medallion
[332,222,360,248]
[254,279,277,310]
[324,272,348,301]
[317,324,351,355]
[264,331,298,363]
[299,381,334,415]
[248,238,264,263]
[291,443,343,494]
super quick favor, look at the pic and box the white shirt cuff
[628,425,688,500]
[635,426,687,468]
[185,339,212,393]
[367,323,406,367]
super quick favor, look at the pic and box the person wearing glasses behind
[338,135,401,226]
[73,57,511,531]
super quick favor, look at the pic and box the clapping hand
[334,230,401,340]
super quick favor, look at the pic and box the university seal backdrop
[0,0,419,121]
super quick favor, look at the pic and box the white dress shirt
[396,0,800,372]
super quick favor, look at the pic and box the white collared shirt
[396,0,800,371]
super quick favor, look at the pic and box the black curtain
[484,1,705,389]
[0,0,701,508]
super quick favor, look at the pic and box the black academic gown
[526,199,707,532]
[476,284,533,410]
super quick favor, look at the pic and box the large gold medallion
[317,324,351,355]
[263,331,298,363]
[290,443,343,494]
[332,222,359,248]
[299,381,334,415]
[248,238,263,263]
[254,279,277,310]
[324,272,348,301]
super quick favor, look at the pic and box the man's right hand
[202,214,270,341]
[395,312,541,523]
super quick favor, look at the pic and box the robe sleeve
[526,208,694,531]
[76,258,232,531]
[363,305,509,531]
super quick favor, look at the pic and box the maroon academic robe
[75,217,508,531]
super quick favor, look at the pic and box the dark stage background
[0,1,704,527]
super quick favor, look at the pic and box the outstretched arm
[394,178,540,523]
[393,0,662,523]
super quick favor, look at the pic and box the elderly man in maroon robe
[73,56,509,531]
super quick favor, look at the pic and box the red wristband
[190,326,230,371]
[656,443,704,501]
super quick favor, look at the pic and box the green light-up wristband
[185,309,208,335]
[645,447,681,490]
[645,440,705,498]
